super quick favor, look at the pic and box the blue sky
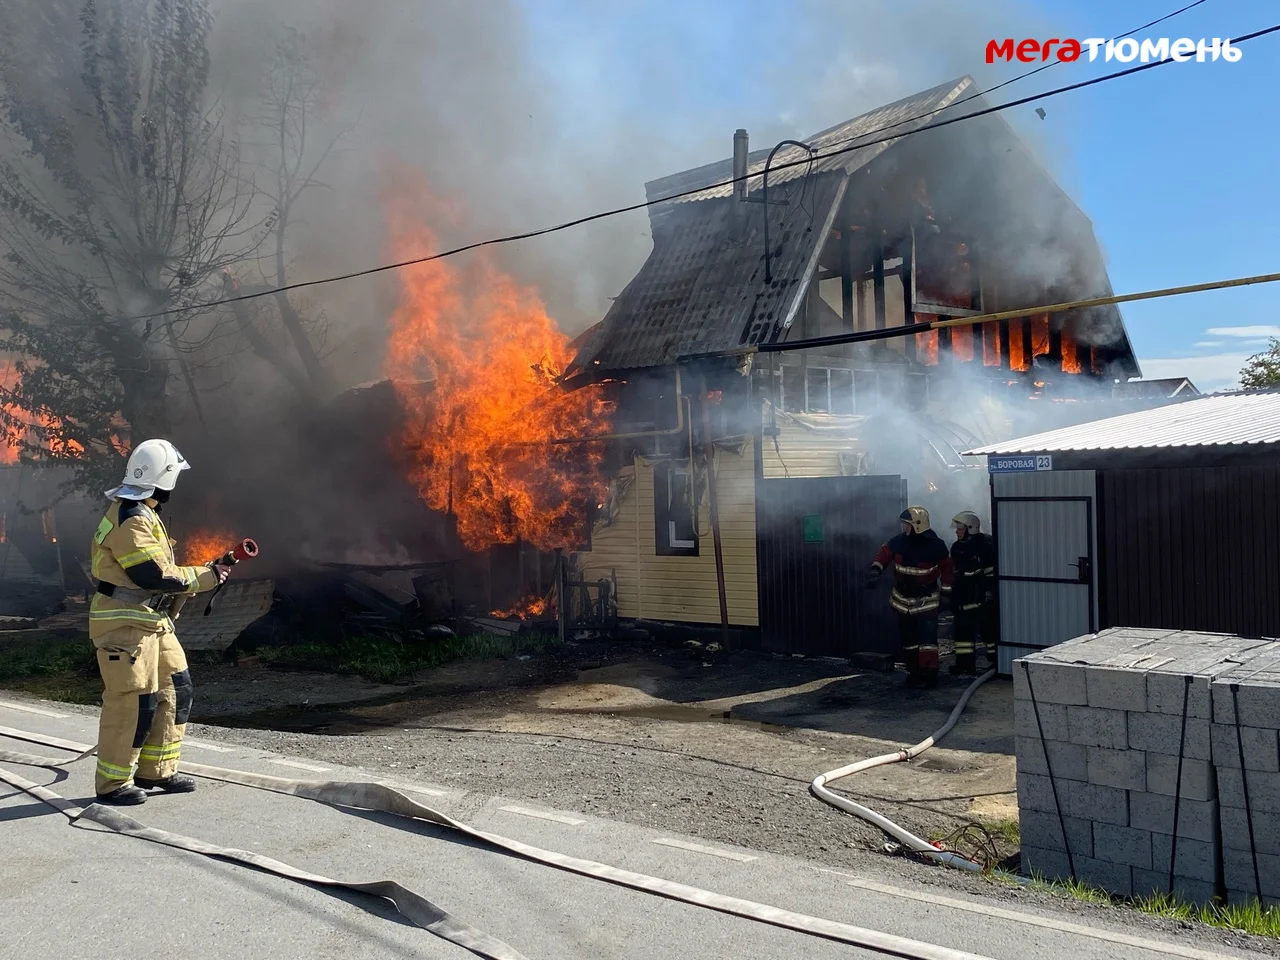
[513,0,1277,391]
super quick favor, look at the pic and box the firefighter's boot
[950,655,977,676]
[919,645,940,690]
[135,773,197,793]
[96,784,148,806]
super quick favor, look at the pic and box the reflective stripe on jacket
[88,500,215,639]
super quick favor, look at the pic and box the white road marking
[845,878,1239,960]
[499,805,585,826]
[183,739,235,753]
[653,838,758,863]
[378,780,447,798]
[0,700,68,719]
[266,758,331,773]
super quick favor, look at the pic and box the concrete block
[1219,805,1280,855]
[1064,779,1129,826]
[1087,666,1147,712]
[1067,706,1128,749]
[1131,868,1217,906]
[1129,792,1219,844]
[1127,712,1211,760]
[1015,737,1089,782]
[1215,767,1280,814]
[1092,822,1153,869]
[1020,845,1072,882]
[1147,672,1216,720]
[1019,810,1093,858]
[1151,833,1219,884]
[1212,677,1280,730]
[1014,699,1070,742]
[1223,848,1280,898]
[1226,889,1280,909]
[1146,754,1216,802]
[1211,723,1280,772]
[1015,660,1088,705]
[1074,855,1133,897]
[1017,772,1067,815]
[1087,747,1146,791]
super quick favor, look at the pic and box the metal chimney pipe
[733,129,749,202]
[731,129,749,241]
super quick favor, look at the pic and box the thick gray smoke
[203,0,1054,342]
[15,0,1112,569]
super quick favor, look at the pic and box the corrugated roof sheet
[646,77,974,205]
[573,171,849,372]
[966,391,1280,455]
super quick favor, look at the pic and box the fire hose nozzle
[203,539,258,618]
[213,538,259,566]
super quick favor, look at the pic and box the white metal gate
[993,495,1095,674]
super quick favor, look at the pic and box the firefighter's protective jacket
[871,530,953,616]
[89,499,218,644]
[950,532,996,612]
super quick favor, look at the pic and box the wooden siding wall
[577,445,759,626]
[576,416,869,626]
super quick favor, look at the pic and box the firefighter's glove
[864,573,879,590]
[212,562,233,584]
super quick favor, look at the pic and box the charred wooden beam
[873,233,887,331]
[902,236,916,362]
[840,228,855,331]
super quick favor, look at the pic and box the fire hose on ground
[0,725,999,960]
[811,668,999,874]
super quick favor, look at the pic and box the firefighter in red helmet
[866,506,952,688]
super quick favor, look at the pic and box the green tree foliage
[1240,338,1280,390]
[0,0,262,492]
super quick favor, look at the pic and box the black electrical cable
[1230,683,1263,900]
[1167,674,1192,896]
[760,139,815,284]
[1021,662,1076,880]
[809,0,1214,158]
[128,16,1277,324]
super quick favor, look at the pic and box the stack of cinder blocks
[1015,628,1280,907]
[1212,646,1280,905]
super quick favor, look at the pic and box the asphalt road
[0,695,1271,960]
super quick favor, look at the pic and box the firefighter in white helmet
[866,506,952,688]
[948,510,996,675]
[88,439,230,805]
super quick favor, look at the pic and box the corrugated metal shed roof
[646,77,974,205]
[573,171,849,372]
[966,391,1280,455]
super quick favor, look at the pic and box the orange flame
[181,528,237,565]
[1061,331,1082,374]
[491,595,548,620]
[382,173,605,553]
[0,356,88,461]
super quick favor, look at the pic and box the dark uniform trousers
[950,532,997,673]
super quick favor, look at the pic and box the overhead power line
[131,16,1277,324]
[816,0,1212,158]
[678,270,1280,361]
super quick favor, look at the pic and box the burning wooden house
[562,76,1144,656]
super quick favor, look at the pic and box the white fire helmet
[952,511,981,536]
[899,506,930,534]
[105,439,191,501]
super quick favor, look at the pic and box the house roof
[645,77,976,206]
[1112,377,1199,399]
[965,390,1280,456]
[571,76,1139,378]
[571,169,851,373]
